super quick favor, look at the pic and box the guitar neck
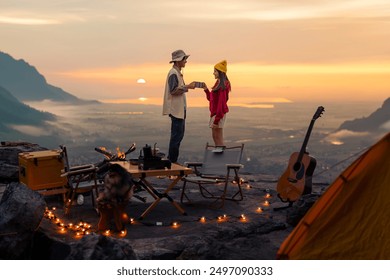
[297,119,316,162]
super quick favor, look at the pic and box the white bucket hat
[170,49,190,63]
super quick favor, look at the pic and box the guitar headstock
[313,106,325,120]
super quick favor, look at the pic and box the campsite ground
[38,174,300,259]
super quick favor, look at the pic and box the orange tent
[277,132,390,259]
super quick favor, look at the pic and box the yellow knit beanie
[214,60,227,73]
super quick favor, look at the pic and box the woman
[203,60,231,147]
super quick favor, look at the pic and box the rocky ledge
[0,142,320,260]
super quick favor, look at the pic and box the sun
[137,78,146,84]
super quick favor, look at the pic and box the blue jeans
[168,115,185,163]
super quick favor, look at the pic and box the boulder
[0,182,46,259]
[286,193,321,226]
[66,234,137,260]
[0,142,46,182]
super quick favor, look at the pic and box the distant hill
[338,97,390,132]
[0,86,56,125]
[0,51,98,104]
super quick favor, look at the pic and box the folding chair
[180,143,245,208]
[59,145,99,215]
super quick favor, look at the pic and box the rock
[286,193,321,226]
[0,163,19,183]
[0,182,46,259]
[178,220,286,260]
[0,142,46,182]
[130,235,198,260]
[32,231,72,259]
[66,234,137,260]
[129,217,286,260]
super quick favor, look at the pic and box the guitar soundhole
[293,162,305,180]
[293,162,301,172]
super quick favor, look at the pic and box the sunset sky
[1,0,389,106]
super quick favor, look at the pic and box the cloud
[0,16,60,25]
[324,129,370,145]
[174,0,390,21]
[9,125,52,136]
[380,120,390,130]
[3,1,389,27]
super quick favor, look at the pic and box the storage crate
[18,149,68,194]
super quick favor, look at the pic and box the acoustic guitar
[277,106,325,203]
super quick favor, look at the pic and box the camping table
[111,161,192,219]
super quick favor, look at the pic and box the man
[162,49,195,163]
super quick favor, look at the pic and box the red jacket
[205,80,230,125]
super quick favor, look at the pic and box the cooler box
[18,149,67,192]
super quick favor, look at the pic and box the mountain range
[0,86,55,125]
[338,97,390,132]
[0,51,97,146]
[0,51,97,104]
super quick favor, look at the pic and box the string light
[122,213,129,220]
[44,184,274,238]
[240,214,247,222]
[45,205,266,237]
[217,215,228,222]
[43,208,94,238]
[171,222,179,228]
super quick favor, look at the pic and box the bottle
[77,194,84,205]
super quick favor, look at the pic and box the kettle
[141,144,153,158]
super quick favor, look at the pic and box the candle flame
[172,222,179,228]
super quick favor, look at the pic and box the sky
[1,0,390,107]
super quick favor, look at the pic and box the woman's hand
[187,82,196,89]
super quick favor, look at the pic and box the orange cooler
[18,150,67,191]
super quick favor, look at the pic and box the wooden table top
[110,161,192,178]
